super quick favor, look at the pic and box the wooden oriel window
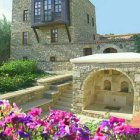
[51,29,58,42]
[35,1,41,16]
[44,0,52,21]
[34,1,41,22]
[55,0,62,17]
[23,10,29,21]
[23,32,28,45]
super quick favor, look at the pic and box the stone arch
[104,80,111,90]
[103,48,117,53]
[82,68,135,114]
[121,81,129,92]
[96,44,124,53]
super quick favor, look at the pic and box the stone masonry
[71,57,140,119]
[11,0,140,71]
[11,0,98,71]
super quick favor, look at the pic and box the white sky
[0,0,12,21]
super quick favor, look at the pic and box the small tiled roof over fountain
[70,53,140,63]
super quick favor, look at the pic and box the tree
[134,35,140,53]
[0,15,11,64]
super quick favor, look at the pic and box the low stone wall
[0,74,73,108]
[0,86,45,106]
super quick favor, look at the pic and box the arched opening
[83,69,134,114]
[104,80,111,90]
[103,48,117,53]
[121,81,129,92]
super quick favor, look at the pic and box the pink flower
[3,127,13,136]
[28,108,42,117]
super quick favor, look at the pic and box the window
[50,56,56,62]
[44,0,52,21]
[23,10,29,21]
[35,1,41,16]
[87,14,89,24]
[51,29,58,42]
[93,34,96,40]
[23,32,28,45]
[83,48,92,56]
[92,17,94,26]
[23,56,28,60]
[55,0,62,17]
[34,1,41,22]
[104,80,111,90]
[121,81,129,92]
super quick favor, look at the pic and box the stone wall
[11,0,97,70]
[11,0,97,45]
[70,0,97,42]
[11,40,137,71]
[72,62,140,118]
[11,0,138,71]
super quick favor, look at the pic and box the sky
[0,0,140,35]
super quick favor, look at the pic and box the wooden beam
[65,24,71,42]
[32,27,39,43]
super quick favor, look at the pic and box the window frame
[92,17,94,26]
[54,0,62,17]
[23,10,29,21]
[87,14,89,24]
[44,0,53,21]
[22,32,28,45]
[34,1,41,22]
[51,28,58,43]
[83,48,92,56]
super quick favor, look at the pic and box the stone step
[53,105,72,112]
[62,93,73,98]
[20,98,53,113]
[60,96,73,102]
[50,82,72,91]
[37,74,72,87]
[58,98,72,103]
[56,100,72,108]
[44,90,59,98]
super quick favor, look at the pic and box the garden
[0,60,49,93]
[0,99,139,140]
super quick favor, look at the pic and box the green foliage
[0,60,38,76]
[0,16,11,63]
[0,60,49,93]
[134,35,140,53]
[0,73,36,93]
[85,120,101,135]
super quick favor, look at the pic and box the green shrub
[0,73,36,93]
[85,121,101,135]
[0,60,38,76]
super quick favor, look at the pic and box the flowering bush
[0,100,140,140]
[94,117,140,140]
[0,100,92,140]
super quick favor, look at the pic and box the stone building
[11,0,97,70]
[11,0,140,71]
